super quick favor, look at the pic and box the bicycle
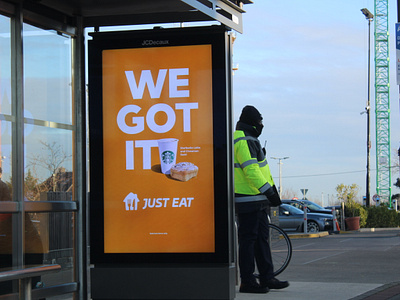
[268,222,292,276]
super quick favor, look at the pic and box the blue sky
[232,0,400,205]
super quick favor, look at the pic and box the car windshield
[281,204,303,214]
[302,200,324,210]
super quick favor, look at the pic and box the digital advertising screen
[89,26,232,264]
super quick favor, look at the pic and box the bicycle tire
[268,224,292,276]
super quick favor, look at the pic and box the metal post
[366,16,371,207]
[19,278,31,300]
[278,161,282,196]
[11,3,25,270]
[361,8,374,207]
[271,156,289,196]
[303,206,307,234]
[341,202,345,231]
[72,16,88,300]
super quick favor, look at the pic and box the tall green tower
[374,0,391,204]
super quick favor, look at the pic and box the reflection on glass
[0,212,74,295]
[25,126,73,201]
[28,212,74,286]
[0,14,11,116]
[0,15,12,196]
[0,14,76,298]
[0,129,12,201]
[0,15,12,295]
[0,165,11,202]
[23,23,74,203]
[23,23,73,125]
[21,20,75,295]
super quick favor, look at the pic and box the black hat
[239,105,262,126]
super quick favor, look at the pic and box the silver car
[279,204,333,233]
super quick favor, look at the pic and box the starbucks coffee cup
[158,138,179,174]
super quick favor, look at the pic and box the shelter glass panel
[23,23,74,202]
[0,15,11,116]
[24,126,73,201]
[0,14,13,296]
[0,14,12,197]
[26,212,74,286]
[23,23,73,125]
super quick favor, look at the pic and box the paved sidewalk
[235,282,400,300]
[351,282,400,300]
[235,282,380,300]
[235,228,400,300]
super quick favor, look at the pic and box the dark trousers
[237,209,274,284]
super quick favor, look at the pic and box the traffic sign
[372,194,380,202]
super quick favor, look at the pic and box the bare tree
[280,188,298,200]
[27,141,72,192]
[28,141,71,176]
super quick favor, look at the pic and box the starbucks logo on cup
[161,151,175,164]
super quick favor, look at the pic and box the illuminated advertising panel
[103,44,214,253]
[89,26,232,264]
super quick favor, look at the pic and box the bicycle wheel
[268,224,292,276]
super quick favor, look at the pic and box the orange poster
[102,45,215,253]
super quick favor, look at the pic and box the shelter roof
[11,0,252,33]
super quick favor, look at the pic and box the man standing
[234,105,289,293]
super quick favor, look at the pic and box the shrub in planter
[344,201,368,228]
[337,183,368,228]
[366,205,400,228]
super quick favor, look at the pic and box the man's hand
[263,186,282,207]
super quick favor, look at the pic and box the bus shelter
[0,0,251,299]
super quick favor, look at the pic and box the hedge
[365,206,400,228]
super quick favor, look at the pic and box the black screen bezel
[88,26,231,264]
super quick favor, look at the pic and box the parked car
[279,204,333,233]
[325,205,342,219]
[282,199,333,215]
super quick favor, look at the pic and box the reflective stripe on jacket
[234,129,275,203]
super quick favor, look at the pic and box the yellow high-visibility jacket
[234,123,275,204]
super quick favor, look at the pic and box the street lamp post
[271,156,289,197]
[361,8,374,207]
